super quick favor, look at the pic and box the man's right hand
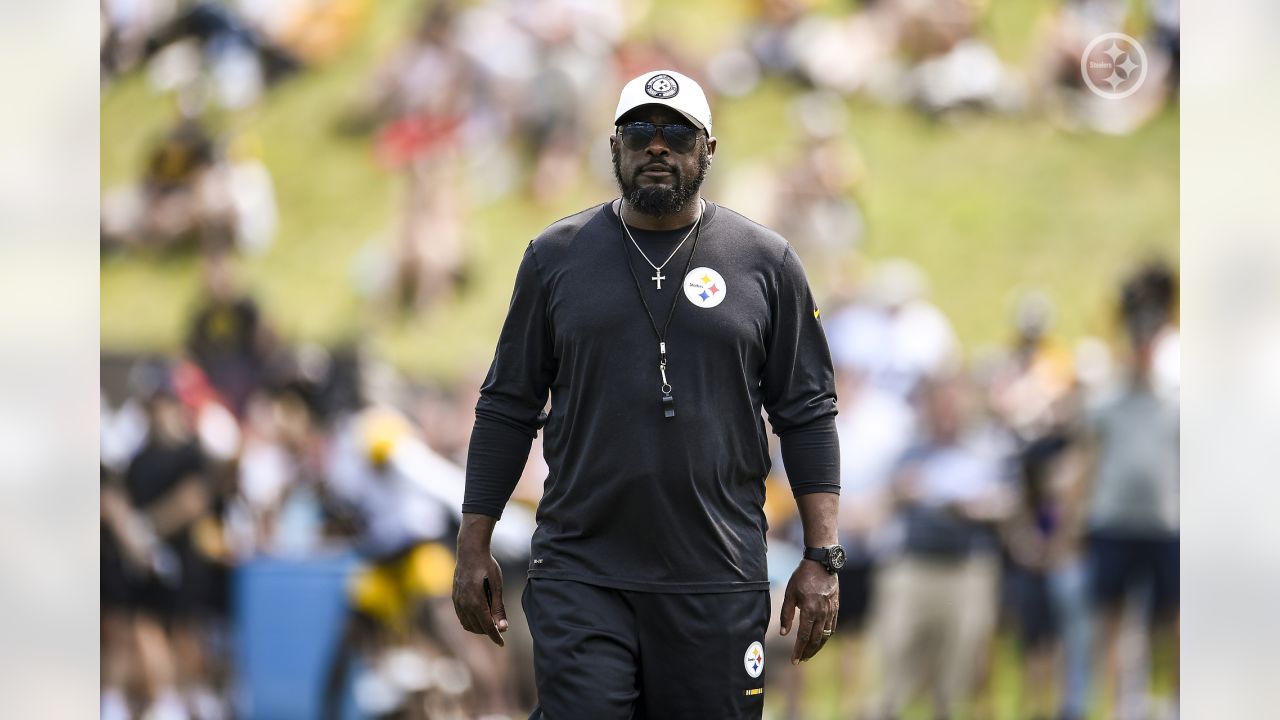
[452,514,509,647]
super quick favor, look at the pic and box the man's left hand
[779,559,839,663]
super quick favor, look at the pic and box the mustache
[638,162,677,176]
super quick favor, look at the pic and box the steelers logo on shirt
[684,267,727,309]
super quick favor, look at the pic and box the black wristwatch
[803,545,846,574]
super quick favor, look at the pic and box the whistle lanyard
[618,199,704,418]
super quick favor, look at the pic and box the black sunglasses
[617,122,700,154]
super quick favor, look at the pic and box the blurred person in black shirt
[103,364,226,719]
[1003,431,1090,720]
[987,292,1094,720]
[186,251,275,418]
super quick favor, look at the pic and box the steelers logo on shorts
[744,641,764,678]
[645,73,680,99]
[683,267,727,309]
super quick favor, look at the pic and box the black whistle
[661,391,676,418]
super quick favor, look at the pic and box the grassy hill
[101,0,1177,383]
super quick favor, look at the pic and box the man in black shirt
[186,251,274,417]
[453,69,844,719]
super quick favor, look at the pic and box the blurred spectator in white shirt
[827,259,961,400]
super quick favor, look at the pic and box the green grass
[101,0,1178,382]
[844,101,1178,351]
[761,633,1039,720]
[764,627,1178,720]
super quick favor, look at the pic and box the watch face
[829,546,847,570]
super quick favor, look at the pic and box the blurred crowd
[101,1,1179,719]
[99,253,1179,720]
[766,258,1179,720]
[101,247,544,719]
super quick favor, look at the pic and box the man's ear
[707,135,717,161]
[609,133,618,155]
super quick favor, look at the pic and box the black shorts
[101,528,132,612]
[1009,565,1058,650]
[522,578,770,720]
[125,534,225,621]
[1087,532,1179,619]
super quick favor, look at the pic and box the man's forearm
[795,492,840,547]
[457,512,499,554]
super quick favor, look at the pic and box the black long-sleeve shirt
[464,201,839,592]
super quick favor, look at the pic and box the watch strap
[803,546,830,563]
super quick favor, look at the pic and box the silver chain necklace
[620,198,705,290]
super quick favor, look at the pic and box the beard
[612,141,710,217]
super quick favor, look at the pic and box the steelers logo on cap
[645,73,680,99]
[684,267,727,309]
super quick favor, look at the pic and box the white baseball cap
[614,69,712,135]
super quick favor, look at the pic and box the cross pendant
[652,270,666,290]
